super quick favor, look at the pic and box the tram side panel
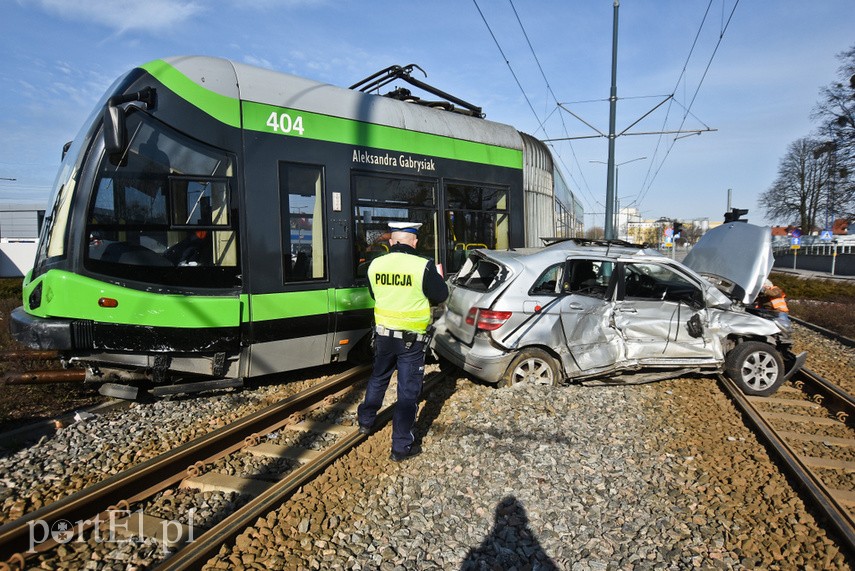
[240,129,351,376]
[239,114,528,378]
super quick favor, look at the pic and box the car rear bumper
[433,329,515,384]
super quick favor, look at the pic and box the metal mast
[604,0,620,239]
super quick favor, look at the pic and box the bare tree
[812,44,855,219]
[759,138,830,232]
[584,226,605,240]
[682,223,704,246]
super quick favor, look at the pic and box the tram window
[85,112,240,288]
[280,163,326,283]
[352,174,437,280]
[445,183,509,275]
[169,178,230,227]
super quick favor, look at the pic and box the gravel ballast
[1,327,852,569]
[206,370,850,570]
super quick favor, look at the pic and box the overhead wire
[471,0,547,138]
[636,0,715,202]
[475,0,601,213]
[506,0,596,206]
[473,0,739,223]
[636,0,740,206]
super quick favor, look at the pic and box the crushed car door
[559,258,622,371]
[614,261,712,361]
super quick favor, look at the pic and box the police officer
[357,222,449,462]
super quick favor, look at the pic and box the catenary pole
[604,0,619,240]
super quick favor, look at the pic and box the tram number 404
[266,111,305,135]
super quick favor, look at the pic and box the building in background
[0,203,44,277]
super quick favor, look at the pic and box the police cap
[388,222,423,235]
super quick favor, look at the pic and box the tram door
[246,162,332,375]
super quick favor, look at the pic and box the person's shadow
[461,496,560,570]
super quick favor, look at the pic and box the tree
[584,226,604,240]
[627,224,659,246]
[682,222,705,246]
[759,138,830,232]
[812,44,855,220]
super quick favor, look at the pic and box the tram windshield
[85,111,240,288]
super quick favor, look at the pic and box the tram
[10,56,580,397]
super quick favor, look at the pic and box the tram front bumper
[9,306,74,350]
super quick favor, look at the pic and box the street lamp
[590,156,646,239]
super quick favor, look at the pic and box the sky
[0,0,853,229]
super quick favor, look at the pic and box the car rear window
[452,256,506,292]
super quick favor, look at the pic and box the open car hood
[682,222,774,305]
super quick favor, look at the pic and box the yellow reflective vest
[368,252,431,333]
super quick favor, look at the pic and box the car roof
[470,239,668,274]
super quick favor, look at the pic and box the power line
[472,1,737,220]
[471,0,546,136]
[506,0,596,207]
[637,0,740,206]
[637,0,716,198]
[473,0,598,211]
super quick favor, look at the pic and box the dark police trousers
[357,334,425,455]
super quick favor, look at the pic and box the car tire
[724,341,785,396]
[500,348,560,387]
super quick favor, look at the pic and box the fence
[772,242,855,276]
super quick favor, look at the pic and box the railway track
[0,364,362,568]
[0,364,450,570]
[719,366,855,556]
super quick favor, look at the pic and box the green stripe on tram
[247,287,374,323]
[141,59,523,170]
[141,60,241,128]
[24,271,240,328]
[241,101,522,169]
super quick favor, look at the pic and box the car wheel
[724,341,785,396]
[500,348,560,387]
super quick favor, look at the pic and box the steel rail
[157,370,450,571]
[792,367,855,427]
[790,315,855,349]
[0,350,61,361]
[0,364,370,562]
[718,371,855,555]
[3,369,86,385]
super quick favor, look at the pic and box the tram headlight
[28,281,42,310]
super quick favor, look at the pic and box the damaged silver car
[432,222,805,396]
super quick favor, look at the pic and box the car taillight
[466,307,512,331]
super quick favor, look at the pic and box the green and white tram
[10,56,580,397]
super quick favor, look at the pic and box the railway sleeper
[181,473,272,498]
[109,512,195,548]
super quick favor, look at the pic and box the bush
[770,272,855,338]
[0,278,23,300]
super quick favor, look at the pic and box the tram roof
[152,56,524,151]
